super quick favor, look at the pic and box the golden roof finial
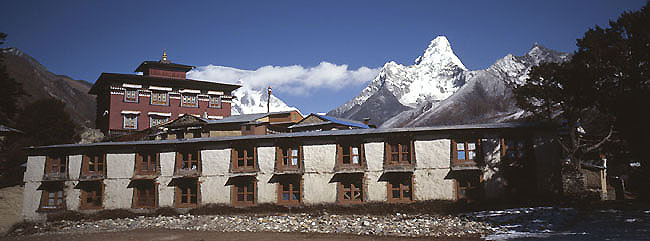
[161,49,169,63]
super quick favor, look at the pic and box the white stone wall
[22,181,44,220]
[159,152,175,177]
[256,173,275,204]
[68,155,82,180]
[104,179,132,209]
[23,156,45,182]
[302,173,336,204]
[200,176,230,204]
[201,149,230,176]
[157,176,175,207]
[365,171,386,202]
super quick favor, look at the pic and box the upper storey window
[209,95,221,108]
[337,143,364,168]
[181,94,198,107]
[385,139,414,166]
[276,145,302,171]
[232,145,256,172]
[44,155,67,180]
[151,91,168,105]
[123,114,138,129]
[82,153,106,178]
[124,89,138,103]
[452,140,479,165]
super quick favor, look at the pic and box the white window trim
[124,89,139,103]
[148,112,172,117]
[123,114,138,130]
[208,95,222,109]
[179,89,201,94]
[121,110,141,115]
[207,91,224,95]
[150,91,169,106]
[181,94,198,107]
[149,86,172,91]
[149,116,169,128]
[122,83,143,89]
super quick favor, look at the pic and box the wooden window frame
[132,180,158,209]
[123,114,138,130]
[386,173,414,203]
[180,94,198,108]
[231,145,257,172]
[208,95,222,108]
[149,116,169,128]
[174,178,199,208]
[81,153,106,178]
[337,175,364,204]
[501,138,530,162]
[175,149,201,176]
[135,152,159,176]
[150,91,169,106]
[44,155,67,178]
[276,145,303,171]
[276,175,301,206]
[124,89,139,103]
[451,139,480,166]
[39,183,65,211]
[385,140,415,166]
[454,173,483,202]
[79,181,104,210]
[231,177,256,206]
[337,142,364,169]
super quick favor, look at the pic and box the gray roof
[289,113,369,129]
[28,121,552,151]
[205,111,296,125]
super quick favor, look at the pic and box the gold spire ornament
[161,50,169,63]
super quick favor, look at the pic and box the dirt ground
[0,185,23,235]
[3,229,481,241]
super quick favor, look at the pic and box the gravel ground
[8,213,499,239]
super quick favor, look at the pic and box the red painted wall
[108,93,231,132]
[147,69,186,79]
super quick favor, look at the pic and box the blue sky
[1,0,646,114]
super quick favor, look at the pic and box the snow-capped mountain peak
[415,36,467,70]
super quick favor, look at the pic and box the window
[39,182,65,210]
[337,143,364,167]
[176,150,200,175]
[135,152,158,175]
[124,89,138,102]
[232,145,256,172]
[79,181,103,209]
[209,95,221,108]
[456,173,482,202]
[150,91,168,105]
[175,178,199,208]
[338,174,363,204]
[45,155,66,178]
[231,176,256,206]
[133,180,157,208]
[502,139,529,161]
[386,140,414,166]
[149,116,169,127]
[181,94,197,107]
[276,145,301,170]
[123,114,138,129]
[386,173,413,203]
[82,153,105,177]
[277,175,301,205]
[452,140,479,165]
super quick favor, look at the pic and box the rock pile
[17,213,499,238]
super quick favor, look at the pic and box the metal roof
[28,121,550,151]
[205,111,298,125]
[89,73,241,95]
[0,124,22,133]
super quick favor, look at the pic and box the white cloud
[187,62,379,95]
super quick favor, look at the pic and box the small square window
[123,115,138,129]
[124,89,138,102]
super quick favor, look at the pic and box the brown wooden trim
[231,177,256,206]
[276,175,302,206]
[386,173,414,203]
[337,174,364,205]
[231,145,257,173]
[132,180,158,209]
[174,178,199,208]
[38,183,66,211]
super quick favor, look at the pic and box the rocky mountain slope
[1,48,96,127]
[328,35,569,127]
[382,44,569,127]
[328,36,470,125]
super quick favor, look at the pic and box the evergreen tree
[16,98,79,146]
[0,32,25,125]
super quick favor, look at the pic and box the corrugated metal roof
[0,125,22,133]
[28,121,550,151]
[205,111,297,124]
[288,113,369,129]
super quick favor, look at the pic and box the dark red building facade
[89,52,241,136]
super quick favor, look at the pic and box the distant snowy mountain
[328,36,470,125]
[382,43,570,127]
[187,65,297,115]
[230,84,297,115]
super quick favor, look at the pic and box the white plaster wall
[106,153,135,179]
[24,156,45,182]
[66,181,80,210]
[364,142,384,172]
[413,169,456,200]
[481,138,504,199]
[199,176,230,204]
[22,181,44,221]
[103,179,132,209]
[302,173,336,204]
[365,171,386,202]
[415,139,451,169]
[68,155,82,180]
[256,173,275,204]
[201,149,230,176]
[257,147,275,173]
[160,152,175,177]
[158,176,175,207]
[303,144,336,172]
